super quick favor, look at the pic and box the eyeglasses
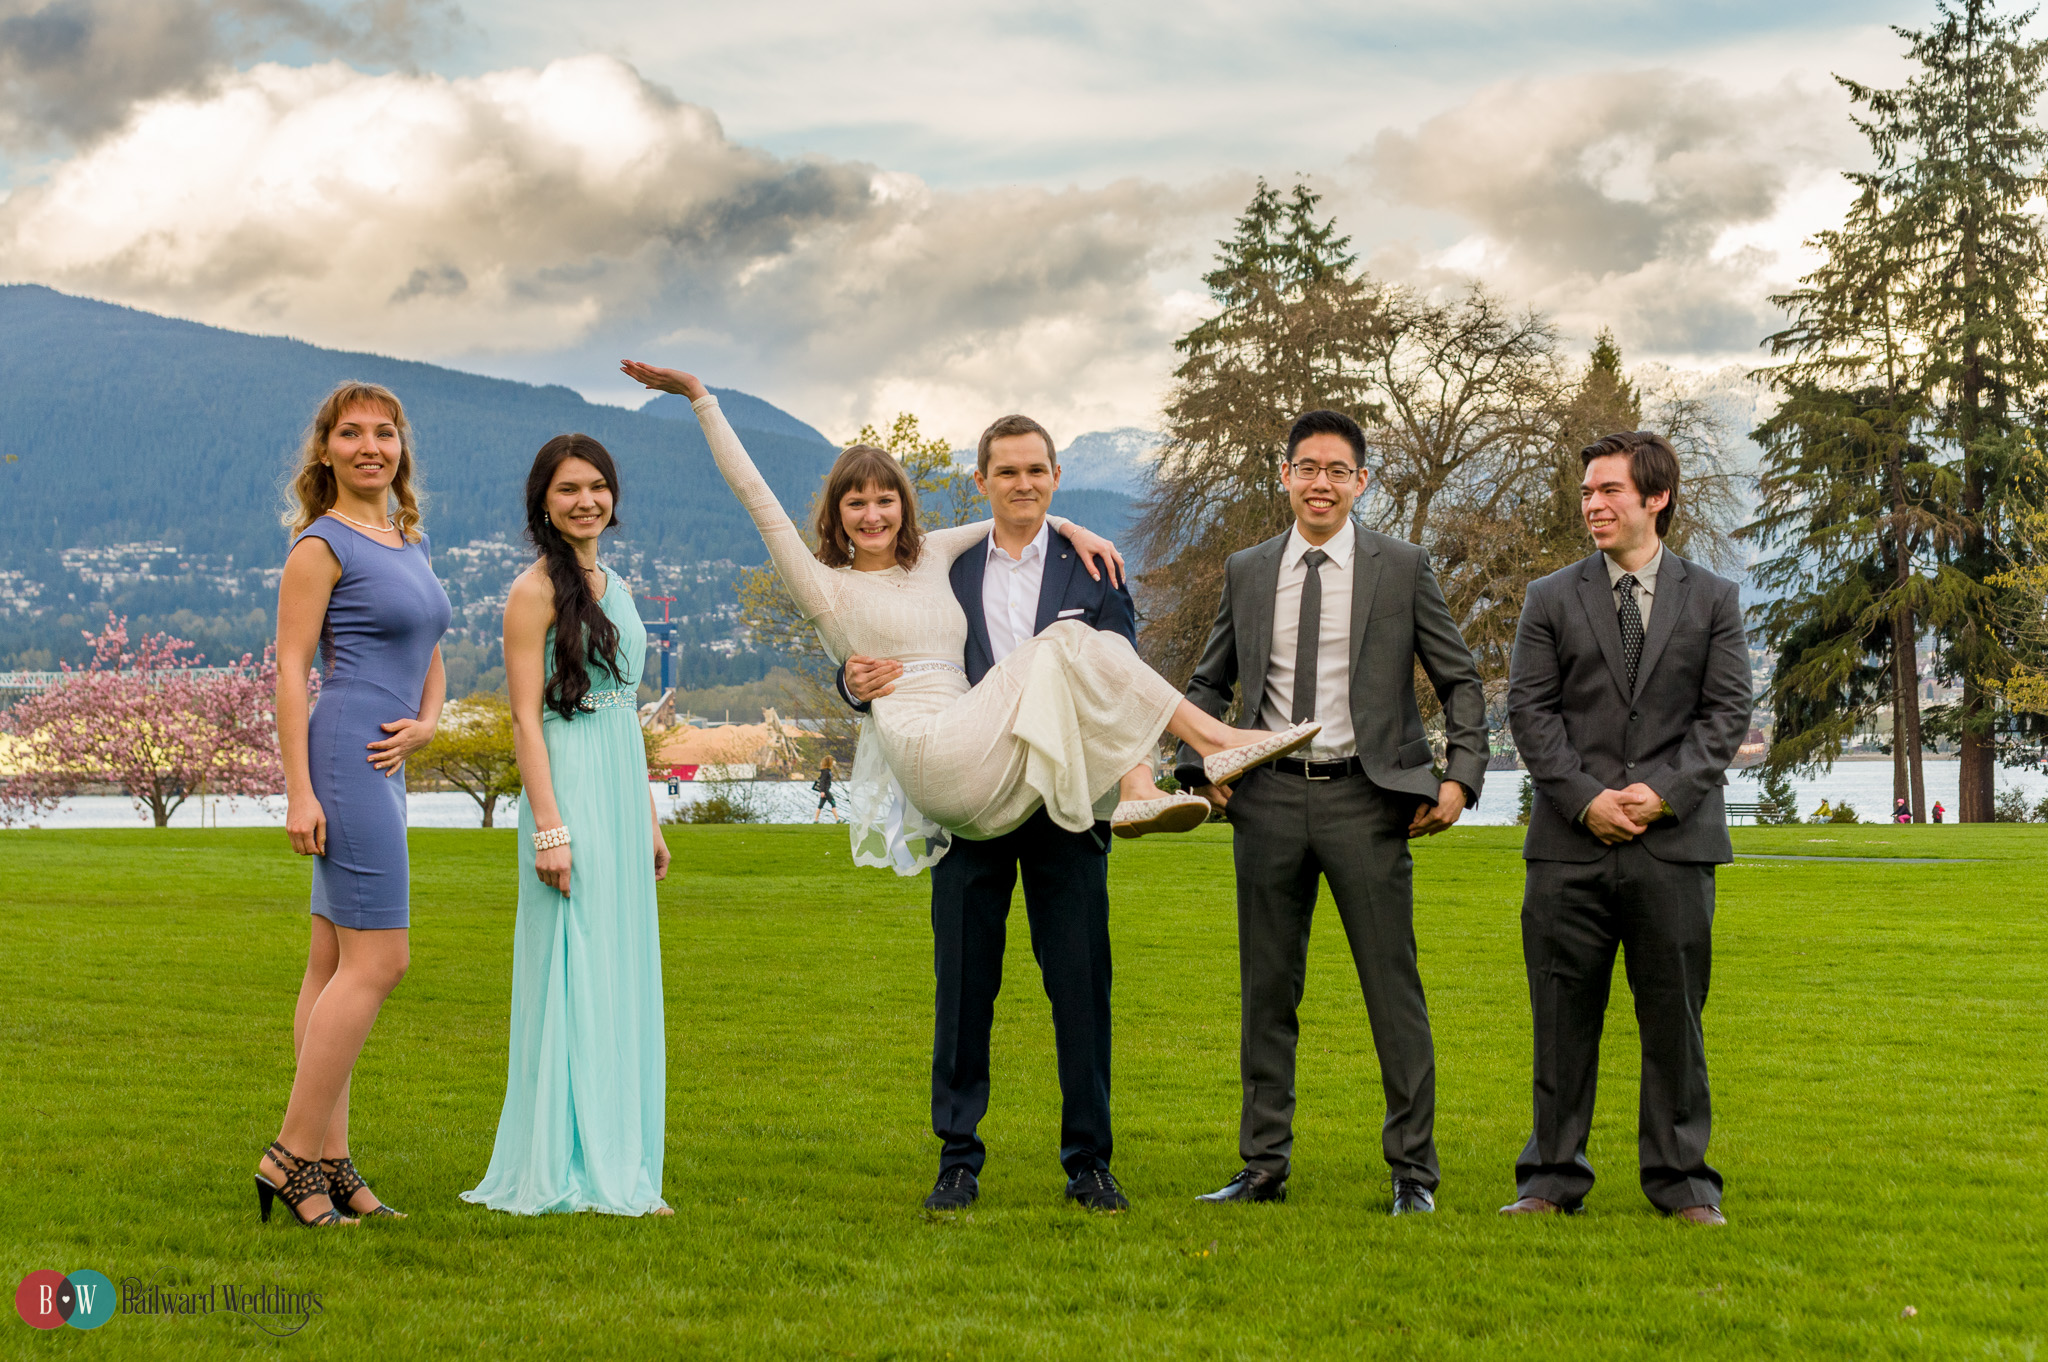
[1286,461,1359,486]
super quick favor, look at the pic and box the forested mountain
[0,286,1138,679]
[0,285,839,568]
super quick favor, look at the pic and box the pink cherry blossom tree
[0,614,286,827]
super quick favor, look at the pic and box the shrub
[1516,777,1534,826]
[671,780,765,824]
[1756,769,1801,825]
[1828,801,1861,824]
[1992,787,2031,823]
[2034,795,2048,824]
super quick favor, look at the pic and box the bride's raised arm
[620,361,840,624]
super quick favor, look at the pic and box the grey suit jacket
[1507,550,1752,864]
[1172,527,1490,805]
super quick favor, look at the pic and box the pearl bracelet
[532,825,571,851]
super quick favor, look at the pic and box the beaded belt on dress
[577,689,636,712]
[899,661,965,676]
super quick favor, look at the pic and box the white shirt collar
[1283,518,1355,571]
[1603,543,1663,592]
[987,519,1050,567]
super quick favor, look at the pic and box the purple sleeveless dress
[294,517,452,930]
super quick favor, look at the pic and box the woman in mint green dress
[463,434,673,1217]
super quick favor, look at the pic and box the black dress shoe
[1065,1167,1129,1212]
[1390,1178,1435,1216]
[1197,1168,1287,1204]
[922,1166,979,1210]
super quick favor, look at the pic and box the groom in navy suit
[839,413,1138,1213]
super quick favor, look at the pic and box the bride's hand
[620,361,708,400]
[1057,522,1126,588]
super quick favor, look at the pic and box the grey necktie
[1616,573,1644,693]
[1292,548,1329,725]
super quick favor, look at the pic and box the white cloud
[0,53,1232,435]
[1353,69,1866,365]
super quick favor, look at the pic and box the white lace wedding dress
[693,394,1184,873]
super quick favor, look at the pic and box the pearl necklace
[328,508,395,534]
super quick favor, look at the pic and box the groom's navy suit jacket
[951,533,1140,682]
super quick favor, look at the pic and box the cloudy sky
[0,0,1937,440]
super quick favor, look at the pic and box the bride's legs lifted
[1165,700,1283,758]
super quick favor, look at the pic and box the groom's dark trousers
[1507,549,1750,1211]
[843,535,1138,1178]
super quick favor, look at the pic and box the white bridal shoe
[1110,792,1214,839]
[1201,720,1322,788]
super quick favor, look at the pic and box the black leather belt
[1271,755,1365,781]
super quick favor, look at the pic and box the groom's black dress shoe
[1065,1167,1130,1212]
[1197,1168,1287,1204]
[922,1167,979,1211]
[1390,1178,1435,1216]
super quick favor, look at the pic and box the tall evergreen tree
[1133,180,1378,688]
[1841,0,2048,819]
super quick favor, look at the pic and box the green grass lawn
[2,822,2043,1358]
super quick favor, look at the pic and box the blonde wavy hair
[283,381,424,542]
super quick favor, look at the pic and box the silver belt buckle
[1304,757,1331,781]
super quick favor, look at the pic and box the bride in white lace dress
[622,362,1316,873]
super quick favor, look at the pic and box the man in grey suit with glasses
[1174,408,1489,1215]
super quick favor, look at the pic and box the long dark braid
[525,434,625,720]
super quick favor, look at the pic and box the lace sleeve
[923,518,997,565]
[693,395,840,628]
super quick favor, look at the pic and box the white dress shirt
[1604,544,1663,629]
[1579,544,1667,824]
[1258,520,1358,760]
[983,520,1051,663]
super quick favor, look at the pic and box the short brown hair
[813,445,926,569]
[976,414,1056,475]
[1579,430,1679,537]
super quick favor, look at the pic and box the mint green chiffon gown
[462,573,667,1215]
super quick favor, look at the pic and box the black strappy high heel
[320,1156,404,1219]
[254,1141,355,1226]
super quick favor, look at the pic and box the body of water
[1467,759,2048,826]
[22,779,838,830]
[20,761,2047,829]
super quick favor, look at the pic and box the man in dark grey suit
[1173,409,1489,1215]
[1503,430,1751,1226]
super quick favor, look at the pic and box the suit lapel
[1573,553,1633,702]
[1347,529,1384,683]
[1033,539,1080,635]
[1240,532,1288,718]
[956,534,994,665]
[1630,550,1690,699]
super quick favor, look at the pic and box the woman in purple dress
[255,381,451,1227]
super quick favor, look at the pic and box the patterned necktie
[1292,548,1329,725]
[1616,573,1644,693]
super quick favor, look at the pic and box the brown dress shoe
[1498,1196,1577,1215]
[1672,1204,1726,1226]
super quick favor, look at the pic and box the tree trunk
[1887,461,1926,822]
[1891,608,1927,821]
[480,794,496,829]
[1958,680,1996,821]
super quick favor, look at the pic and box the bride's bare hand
[1059,523,1125,588]
[620,361,707,400]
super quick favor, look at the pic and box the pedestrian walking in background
[813,755,841,823]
